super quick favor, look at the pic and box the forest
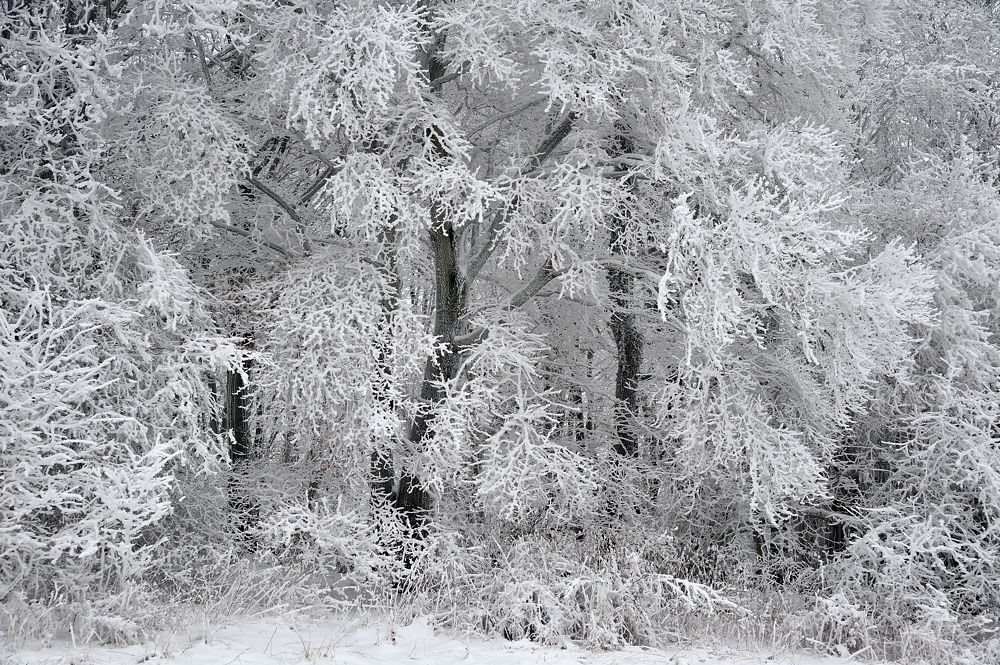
[2,0,1000,661]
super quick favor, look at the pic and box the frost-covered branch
[208,220,298,259]
[507,257,560,309]
[246,175,304,226]
[466,97,546,138]
[467,113,580,282]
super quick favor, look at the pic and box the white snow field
[5,615,868,665]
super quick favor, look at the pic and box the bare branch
[456,258,563,349]
[603,169,649,180]
[598,256,663,282]
[304,233,350,249]
[466,209,505,283]
[790,504,867,528]
[299,165,336,205]
[429,61,471,91]
[289,129,340,170]
[207,45,238,68]
[525,111,578,173]
[454,328,488,349]
[603,154,648,168]
[246,176,313,253]
[191,34,212,85]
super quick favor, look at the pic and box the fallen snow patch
[4,614,871,665]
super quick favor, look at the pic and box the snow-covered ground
[4,615,868,665]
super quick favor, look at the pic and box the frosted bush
[796,593,872,656]
[400,527,739,650]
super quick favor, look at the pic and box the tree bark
[395,207,466,532]
[608,131,643,458]
[391,21,458,532]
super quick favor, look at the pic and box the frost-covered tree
[192,0,946,636]
[5,0,1000,657]
[786,2,1000,656]
[0,0,242,640]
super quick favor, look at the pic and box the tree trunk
[608,131,643,458]
[224,359,254,464]
[390,22,463,534]
[371,227,401,504]
[395,209,467,532]
[223,356,260,545]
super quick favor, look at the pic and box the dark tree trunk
[224,359,254,464]
[388,22,464,534]
[610,271,642,458]
[395,210,467,532]
[222,356,260,544]
[608,131,643,458]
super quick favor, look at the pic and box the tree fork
[394,12,580,533]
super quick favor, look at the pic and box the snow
[4,614,870,665]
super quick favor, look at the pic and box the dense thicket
[3,0,1000,660]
